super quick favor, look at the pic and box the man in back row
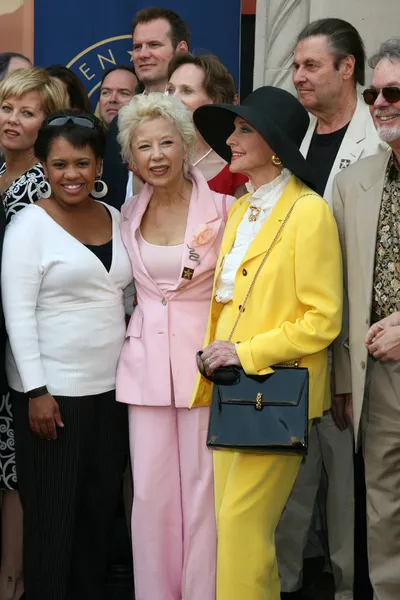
[102,7,190,209]
[277,18,386,600]
[131,7,189,93]
[98,65,138,126]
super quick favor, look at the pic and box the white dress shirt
[215,169,291,303]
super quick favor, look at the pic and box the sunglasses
[362,86,400,106]
[196,351,240,385]
[44,115,95,128]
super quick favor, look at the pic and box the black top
[0,205,6,394]
[306,123,349,197]
[0,162,45,224]
[0,161,45,392]
[102,116,128,211]
[84,239,113,272]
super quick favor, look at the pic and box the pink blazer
[116,167,235,408]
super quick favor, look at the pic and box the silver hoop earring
[39,180,52,199]
[91,178,108,199]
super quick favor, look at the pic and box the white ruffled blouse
[215,168,292,303]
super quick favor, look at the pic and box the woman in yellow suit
[191,86,343,600]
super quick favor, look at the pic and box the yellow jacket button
[242,269,247,276]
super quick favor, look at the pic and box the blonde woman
[0,68,66,222]
[116,93,235,600]
[0,67,66,600]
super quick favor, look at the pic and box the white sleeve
[124,171,133,204]
[1,210,46,392]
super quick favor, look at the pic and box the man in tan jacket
[333,38,400,600]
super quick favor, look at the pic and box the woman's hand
[29,394,64,440]
[200,340,241,371]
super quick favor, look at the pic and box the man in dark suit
[102,7,190,210]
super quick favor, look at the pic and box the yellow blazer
[190,175,343,419]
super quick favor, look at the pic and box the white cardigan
[1,203,133,396]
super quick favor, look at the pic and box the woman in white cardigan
[1,111,133,600]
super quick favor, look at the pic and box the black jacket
[0,206,7,394]
[102,117,129,211]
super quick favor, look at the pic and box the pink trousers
[128,404,216,600]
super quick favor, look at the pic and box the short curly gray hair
[369,38,400,69]
[117,92,196,171]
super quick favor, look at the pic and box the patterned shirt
[372,154,400,320]
[0,162,45,224]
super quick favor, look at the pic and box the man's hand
[366,312,400,344]
[331,395,348,430]
[366,324,400,361]
[344,393,353,425]
[331,393,353,429]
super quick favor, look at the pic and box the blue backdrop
[34,1,241,109]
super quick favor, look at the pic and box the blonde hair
[117,92,196,172]
[0,67,67,116]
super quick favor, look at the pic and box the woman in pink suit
[116,93,235,600]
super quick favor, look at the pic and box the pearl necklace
[193,148,212,166]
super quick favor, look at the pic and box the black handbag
[207,365,309,454]
[203,195,317,455]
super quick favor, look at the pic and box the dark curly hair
[34,110,107,162]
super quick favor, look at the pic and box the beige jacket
[332,149,392,445]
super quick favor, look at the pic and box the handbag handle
[227,193,319,342]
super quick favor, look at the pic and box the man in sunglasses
[333,38,400,600]
[278,18,387,600]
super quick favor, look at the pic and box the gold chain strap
[227,193,319,342]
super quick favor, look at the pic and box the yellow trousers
[214,449,302,600]
[213,302,303,600]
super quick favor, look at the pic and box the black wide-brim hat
[193,86,316,190]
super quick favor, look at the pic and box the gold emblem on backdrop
[67,35,133,114]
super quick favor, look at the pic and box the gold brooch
[181,267,194,280]
[248,205,261,222]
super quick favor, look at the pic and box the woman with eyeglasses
[190,86,343,600]
[1,110,132,600]
[0,67,66,600]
